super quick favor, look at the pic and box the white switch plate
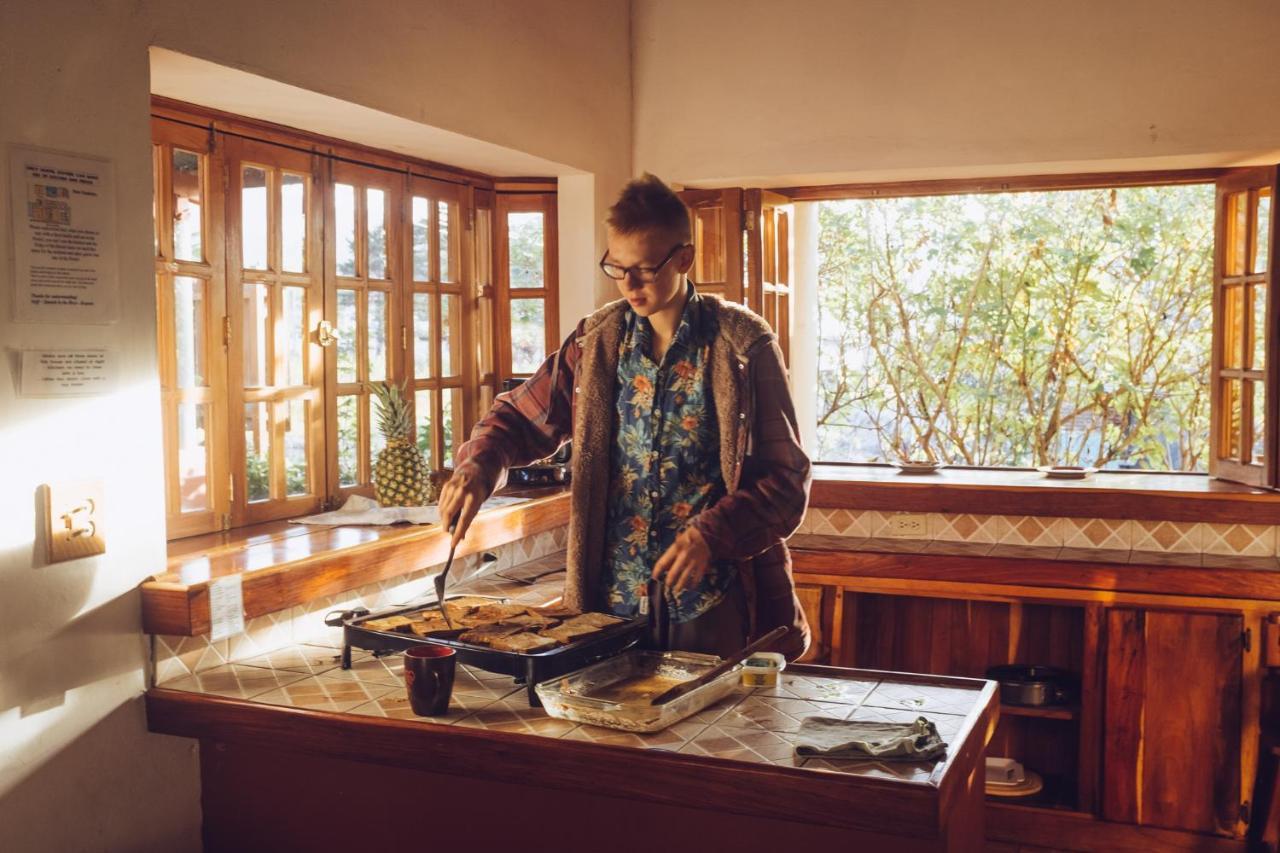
[44,480,106,564]
[887,512,928,538]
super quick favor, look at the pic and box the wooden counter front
[141,490,569,635]
[146,664,998,853]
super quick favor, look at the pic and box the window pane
[413,292,432,377]
[337,288,358,383]
[285,398,309,497]
[412,196,429,280]
[508,211,544,289]
[367,290,387,381]
[438,200,453,282]
[281,173,306,273]
[176,402,210,512]
[335,183,356,276]
[337,395,358,487]
[1227,191,1248,277]
[1224,284,1245,369]
[693,206,725,283]
[245,402,271,502]
[367,187,387,279]
[172,149,202,262]
[283,286,306,386]
[173,276,206,388]
[476,208,493,287]
[1252,380,1266,465]
[1254,189,1272,275]
[510,298,546,374]
[368,394,386,468]
[415,389,434,470]
[478,295,494,376]
[243,283,270,387]
[442,388,464,467]
[1223,379,1243,460]
[442,294,460,376]
[1252,284,1267,371]
[241,166,269,270]
[479,384,495,416]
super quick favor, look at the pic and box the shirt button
[738,412,746,420]
[737,362,745,371]
[574,386,580,394]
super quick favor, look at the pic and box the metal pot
[984,664,1074,707]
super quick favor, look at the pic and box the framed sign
[9,146,119,323]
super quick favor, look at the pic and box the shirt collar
[624,280,703,356]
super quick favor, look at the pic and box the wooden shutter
[744,189,794,363]
[1211,167,1278,487]
[679,188,744,304]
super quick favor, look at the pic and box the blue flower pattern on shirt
[603,289,735,623]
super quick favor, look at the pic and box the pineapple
[369,381,435,506]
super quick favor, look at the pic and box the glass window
[172,149,203,262]
[367,290,387,382]
[441,294,460,376]
[173,276,206,388]
[511,298,546,374]
[176,402,210,512]
[367,187,387,280]
[335,183,357,277]
[284,398,309,497]
[508,211,543,289]
[337,395,358,487]
[415,389,434,469]
[336,289,358,383]
[412,196,430,281]
[283,286,306,387]
[243,283,270,388]
[438,200,453,282]
[413,293,432,377]
[442,388,464,467]
[281,173,307,273]
[245,402,271,502]
[241,166,269,270]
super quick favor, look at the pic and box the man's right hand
[437,465,492,548]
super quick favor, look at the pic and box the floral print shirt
[602,285,736,623]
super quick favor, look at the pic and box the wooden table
[147,659,997,852]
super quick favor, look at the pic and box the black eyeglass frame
[598,243,692,282]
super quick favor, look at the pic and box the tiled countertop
[153,562,993,785]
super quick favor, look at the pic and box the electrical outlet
[887,512,928,538]
[44,480,106,564]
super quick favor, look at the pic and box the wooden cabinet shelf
[999,703,1079,721]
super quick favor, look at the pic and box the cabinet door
[1103,608,1243,835]
[794,584,829,663]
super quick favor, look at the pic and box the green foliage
[816,185,1214,470]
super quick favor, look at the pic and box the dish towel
[794,715,948,761]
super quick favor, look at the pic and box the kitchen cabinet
[1103,608,1245,836]
[794,583,831,663]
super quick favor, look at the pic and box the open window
[495,191,558,382]
[1212,167,1278,487]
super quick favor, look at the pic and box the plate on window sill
[892,460,944,475]
[1036,466,1098,480]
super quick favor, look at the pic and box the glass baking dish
[535,649,743,733]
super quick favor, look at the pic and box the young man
[439,174,811,659]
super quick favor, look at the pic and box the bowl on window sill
[1036,465,1098,480]
[892,459,944,475]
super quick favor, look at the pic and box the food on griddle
[531,604,580,619]
[487,632,560,653]
[362,615,416,633]
[467,602,537,623]
[568,612,625,629]
[458,620,530,644]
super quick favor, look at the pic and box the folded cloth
[794,715,947,761]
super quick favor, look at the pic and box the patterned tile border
[794,507,1280,569]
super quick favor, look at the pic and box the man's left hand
[652,526,713,594]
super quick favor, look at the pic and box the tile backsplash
[796,507,1280,569]
[152,525,568,683]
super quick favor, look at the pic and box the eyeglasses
[599,243,691,282]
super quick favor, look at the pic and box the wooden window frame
[152,100,556,539]
[495,191,559,382]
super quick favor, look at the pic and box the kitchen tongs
[434,511,462,628]
[648,625,788,706]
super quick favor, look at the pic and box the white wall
[0,2,631,850]
[634,0,1280,186]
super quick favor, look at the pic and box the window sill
[810,463,1280,524]
[143,486,570,636]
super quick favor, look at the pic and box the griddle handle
[324,607,369,627]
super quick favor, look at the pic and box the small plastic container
[535,649,743,733]
[740,651,786,688]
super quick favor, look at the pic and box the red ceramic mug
[404,645,457,716]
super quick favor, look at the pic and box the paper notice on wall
[9,146,119,324]
[208,574,245,642]
[19,349,115,396]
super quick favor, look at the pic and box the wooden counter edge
[792,548,1280,604]
[145,683,970,839]
[141,492,569,635]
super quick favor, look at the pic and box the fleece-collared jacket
[454,291,813,659]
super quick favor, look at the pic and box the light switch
[44,480,106,564]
